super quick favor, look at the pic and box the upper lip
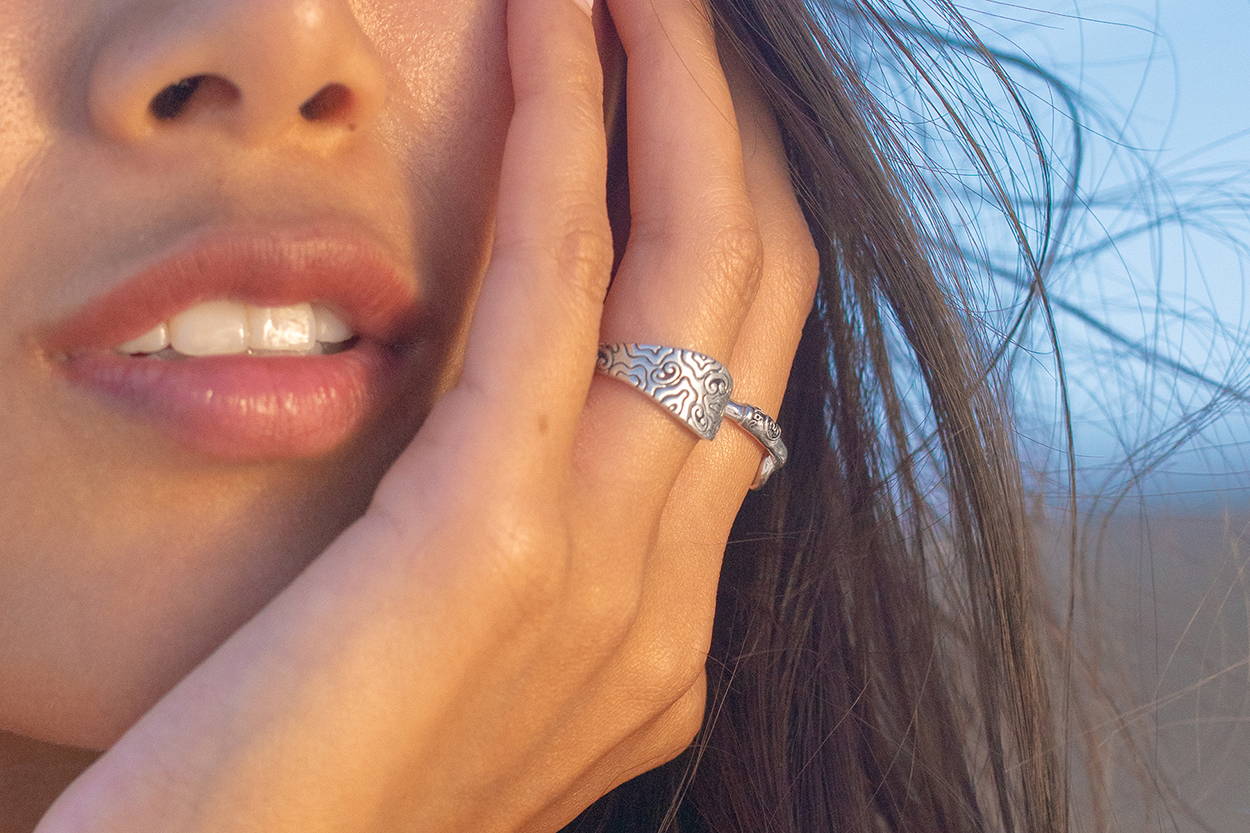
[38,223,423,356]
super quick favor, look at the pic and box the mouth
[38,224,423,461]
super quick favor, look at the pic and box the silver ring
[724,401,788,490]
[595,343,788,489]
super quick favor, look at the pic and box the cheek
[364,0,514,376]
[355,0,510,134]
[356,0,511,173]
[0,7,54,221]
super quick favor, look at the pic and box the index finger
[454,0,613,463]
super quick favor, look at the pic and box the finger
[573,0,764,518]
[684,44,820,506]
[637,44,821,642]
[455,0,612,458]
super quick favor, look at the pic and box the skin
[0,0,819,830]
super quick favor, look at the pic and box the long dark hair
[567,1,1080,830]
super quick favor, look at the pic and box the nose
[87,0,388,148]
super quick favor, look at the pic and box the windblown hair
[567,1,1082,831]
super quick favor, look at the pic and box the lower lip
[58,342,406,460]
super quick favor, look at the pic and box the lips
[39,225,423,461]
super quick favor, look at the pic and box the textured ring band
[594,343,788,490]
[724,401,788,490]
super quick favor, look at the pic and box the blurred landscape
[927,1,1250,827]
[1045,505,1250,830]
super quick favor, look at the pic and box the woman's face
[0,0,624,751]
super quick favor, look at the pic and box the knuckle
[559,82,607,134]
[629,683,707,776]
[703,216,764,312]
[616,682,707,786]
[493,202,610,265]
[567,581,641,654]
[554,217,615,310]
[659,680,708,759]
[709,213,766,279]
[784,226,822,308]
[515,44,602,115]
[639,208,764,309]
[555,214,615,278]
[490,213,613,311]
[628,640,710,708]
[477,512,571,621]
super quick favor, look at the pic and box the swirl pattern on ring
[595,344,734,440]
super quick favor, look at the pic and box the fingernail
[573,0,595,17]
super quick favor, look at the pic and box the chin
[0,531,326,754]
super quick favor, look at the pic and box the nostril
[148,75,239,121]
[299,83,354,125]
[150,76,204,120]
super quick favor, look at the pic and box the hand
[35,0,819,830]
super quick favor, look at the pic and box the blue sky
[943,0,1250,509]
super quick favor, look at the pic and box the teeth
[114,300,359,357]
[116,322,169,354]
[170,300,248,356]
[248,303,314,354]
[313,304,353,344]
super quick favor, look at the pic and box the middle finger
[575,0,764,520]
